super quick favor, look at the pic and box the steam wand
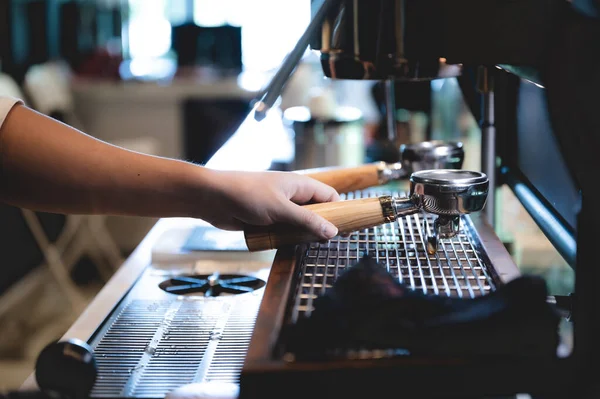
[252,0,341,122]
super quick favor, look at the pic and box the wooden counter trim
[244,247,298,364]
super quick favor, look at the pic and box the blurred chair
[0,72,88,315]
[22,62,127,277]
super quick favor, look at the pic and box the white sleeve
[0,96,23,130]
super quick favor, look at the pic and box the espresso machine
[241,0,599,398]
[254,0,507,226]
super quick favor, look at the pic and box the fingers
[290,176,341,205]
[278,201,338,240]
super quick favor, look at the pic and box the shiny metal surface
[478,66,497,227]
[377,162,406,184]
[376,140,465,185]
[86,262,269,398]
[385,79,397,142]
[426,215,461,255]
[407,169,488,253]
[378,196,397,223]
[290,189,497,323]
[410,169,489,215]
[372,169,489,253]
[434,216,461,238]
[392,196,419,217]
[400,141,464,173]
[320,54,462,81]
[310,0,462,80]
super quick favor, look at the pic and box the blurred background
[0,0,573,389]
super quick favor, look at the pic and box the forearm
[0,104,210,217]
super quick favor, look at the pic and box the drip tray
[87,258,271,398]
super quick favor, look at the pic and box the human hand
[201,170,341,240]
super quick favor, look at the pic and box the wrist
[178,164,225,219]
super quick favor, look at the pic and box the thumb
[280,202,339,240]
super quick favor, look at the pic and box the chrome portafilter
[378,140,466,182]
[400,140,465,173]
[244,169,488,252]
[379,140,466,182]
[298,140,465,194]
[406,169,489,254]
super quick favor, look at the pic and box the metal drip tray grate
[87,265,265,398]
[290,189,497,323]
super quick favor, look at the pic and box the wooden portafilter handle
[244,196,398,252]
[300,164,380,193]
[296,162,404,194]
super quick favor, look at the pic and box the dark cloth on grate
[284,255,561,360]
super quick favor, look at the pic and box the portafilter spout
[244,169,488,252]
[408,170,489,254]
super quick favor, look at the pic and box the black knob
[35,339,97,399]
[0,391,55,399]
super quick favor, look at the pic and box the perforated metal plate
[87,265,265,398]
